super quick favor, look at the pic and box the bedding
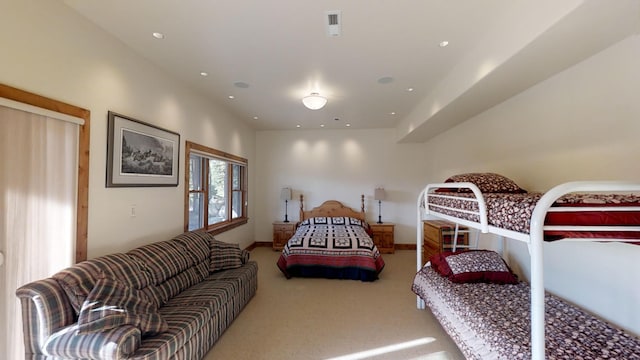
[427,191,640,241]
[276,216,385,281]
[412,264,640,360]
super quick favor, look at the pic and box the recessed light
[253,116,259,120]
[200,72,208,77]
[296,124,301,128]
[320,124,325,128]
[345,123,351,127]
[406,88,414,92]
[390,112,396,115]
[234,81,249,88]
[439,41,449,47]
[152,32,165,39]
[228,95,235,99]
[377,76,394,84]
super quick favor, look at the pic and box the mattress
[411,266,640,359]
[427,192,640,241]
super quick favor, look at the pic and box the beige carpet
[204,247,465,360]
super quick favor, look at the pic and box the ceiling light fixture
[439,40,449,47]
[152,32,165,39]
[302,93,327,110]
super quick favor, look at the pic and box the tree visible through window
[185,141,247,233]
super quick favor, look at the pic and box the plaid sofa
[16,231,258,360]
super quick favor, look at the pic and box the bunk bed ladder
[450,223,479,252]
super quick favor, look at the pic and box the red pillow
[432,250,518,284]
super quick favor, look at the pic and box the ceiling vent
[325,10,342,37]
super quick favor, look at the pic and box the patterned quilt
[412,266,640,359]
[276,217,385,281]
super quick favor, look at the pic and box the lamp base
[283,199,289,222]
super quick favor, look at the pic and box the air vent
[325,10,342,37]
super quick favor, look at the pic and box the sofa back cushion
[171,231,211,264]
[53,253,152,314]
[128,240,194,285]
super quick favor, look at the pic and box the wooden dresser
[369,223,395,253]
[272,221,296,251]
[422,220,469,265]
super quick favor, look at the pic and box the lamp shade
[374,188,386,201]
[302,93,328,110]
[280,187,292,201]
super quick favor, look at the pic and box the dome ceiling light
[302,93,328,110]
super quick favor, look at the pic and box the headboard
[299,194,366,222]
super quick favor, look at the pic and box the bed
[276,195,385,281]
[412,173,640,360]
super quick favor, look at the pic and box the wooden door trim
[0,83,90,262]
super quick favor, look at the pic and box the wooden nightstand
[273,221,296,251]
[370,223,395,254]
[422,220,469,266]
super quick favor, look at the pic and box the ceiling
[62,1,639,139]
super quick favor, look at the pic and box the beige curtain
[0,105,78,359]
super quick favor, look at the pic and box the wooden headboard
[299,194,366,221]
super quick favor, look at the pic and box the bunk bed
[412,173,640,360]
[277,195,385,281]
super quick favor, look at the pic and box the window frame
[184,141,248,234]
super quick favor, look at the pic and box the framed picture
[106,111,180,187]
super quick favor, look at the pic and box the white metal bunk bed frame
[415,181,640,360]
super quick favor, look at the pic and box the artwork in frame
[106,111,180,187]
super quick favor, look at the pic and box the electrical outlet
[130,204,136,217]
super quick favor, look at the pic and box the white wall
[255,129,425,244]
[0,1,256,257]
[255,34,640,335]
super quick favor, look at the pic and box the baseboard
[246,242,272,251]
[395,244,417,251]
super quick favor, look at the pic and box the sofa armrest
[16,278,76,356]
[43,324,141,359]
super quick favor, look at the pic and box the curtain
[0,105,78,359]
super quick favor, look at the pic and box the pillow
[209,239,243,272]
[432,250,518,284]
[440,172,526,193]
[300,216,364,227]
[76,276,168,336]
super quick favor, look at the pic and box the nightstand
[272,221,296,251]
[369,223,395,254]
[422,220,469,266]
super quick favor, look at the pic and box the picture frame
[106,111,180,187]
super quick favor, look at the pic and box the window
[185,141,248,233]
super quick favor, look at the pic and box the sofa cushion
[128,240,194,285]
[172,231,212,264]
[209,240,245,272]
[77,276,168,336]
[53,253,153,314]
[143,267,207,307]
[131,306,212,359]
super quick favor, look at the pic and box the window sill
[203,218,248,236]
